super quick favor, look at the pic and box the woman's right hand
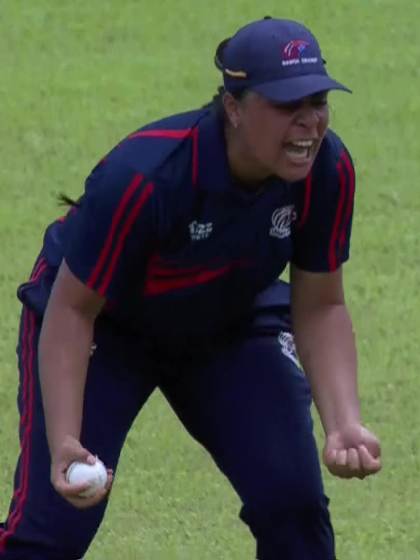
[50,435,113,509]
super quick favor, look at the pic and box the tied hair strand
[214,37,230,71]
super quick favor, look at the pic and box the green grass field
[1,1,420,558]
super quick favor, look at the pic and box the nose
[295,103,322,132]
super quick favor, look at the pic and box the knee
[236,450,325,517]
[240,495,335,560]
[2,494,107,560]
[55,505,104,559]
[43,498,107,557]
[241,489,331,526]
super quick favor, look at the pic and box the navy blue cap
[220,18,351,102]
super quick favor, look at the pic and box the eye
[310,94,329,109]
[272,100,304,113]
[268,95,329,114]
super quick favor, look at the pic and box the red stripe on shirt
[87,173,144,290]
[328,160,348,270]
[339,151,355,249]
[128,129,193,140]
[146,255,211,278]
[97,181,155,296]
[297,171,313,228]
[144,259,249,296]
[0,311,36,552]
[129,126,199,186]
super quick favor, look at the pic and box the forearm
[39,301,94,458]
[293,303,361,434]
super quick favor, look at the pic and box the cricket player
[0,17,381,560]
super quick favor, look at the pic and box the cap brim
[251,74,351,103]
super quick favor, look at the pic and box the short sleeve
[64,160,157,301]
[292,146,356,272]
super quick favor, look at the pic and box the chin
[276,166,312,183]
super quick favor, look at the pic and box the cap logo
[282,40,318,67]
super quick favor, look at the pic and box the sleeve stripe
[328,157,348,271]
[30,259,48,284]
[29,256,47,282]
[297,171,313,228]
[87,173,144,290]
[339,150,355,249]
[97,181,155,296]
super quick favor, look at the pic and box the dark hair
[57,193,81,207]
[201,37,247,112]
[214,37,230,72]
[201,85,247,112]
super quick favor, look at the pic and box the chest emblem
[269,205,297,239]
[189,220,213,241]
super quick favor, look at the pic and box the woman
[0,17,381,560]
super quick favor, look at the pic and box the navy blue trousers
[0,307,335,559]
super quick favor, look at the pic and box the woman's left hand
[323,423,381,479]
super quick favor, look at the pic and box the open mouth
[284,140,316,164]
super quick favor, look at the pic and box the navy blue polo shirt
[19,106,355,346]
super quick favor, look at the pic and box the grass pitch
[1,1,420,558]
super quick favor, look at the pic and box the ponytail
[57,193,81,207]
[214,37,231,72]
[202,36,246,111]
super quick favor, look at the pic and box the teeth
[290,140,314,147]
[286,150,310,161]
[284,140,314,162]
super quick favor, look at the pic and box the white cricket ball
[66,458,107,498]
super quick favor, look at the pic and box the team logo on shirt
[269,205,297,239]
[189,220,213,241]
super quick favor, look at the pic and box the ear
[222,92,241,128]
